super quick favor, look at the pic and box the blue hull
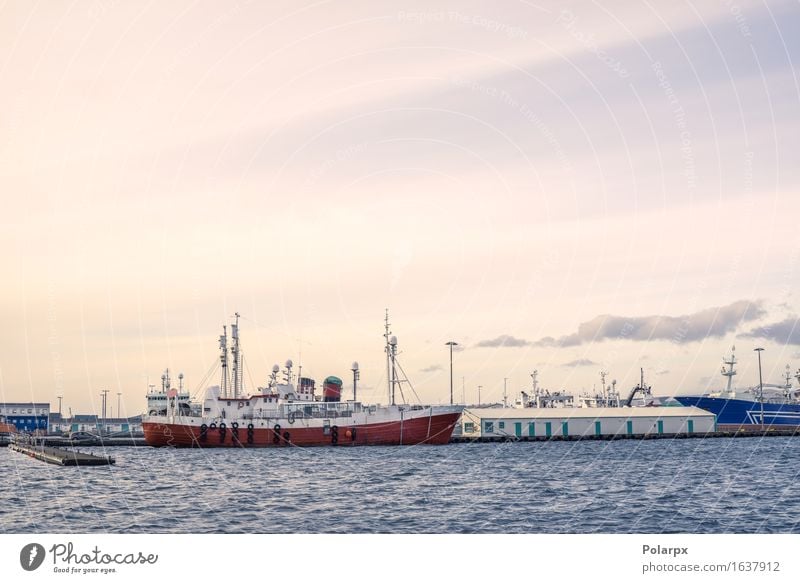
[675,396,800,427]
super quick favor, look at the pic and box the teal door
[626,420,633,435]
[562,422,569,436]
[595,421,601,436]
[545,422,552,437]
[528,422,535,437]
[514,422,522,437]
[657,420,663,434]
[688,420,694,433]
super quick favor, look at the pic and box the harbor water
[2,437,798,533]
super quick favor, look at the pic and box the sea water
[2,437,798,533]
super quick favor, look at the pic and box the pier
[9,442,115,466]
[450,426,800,443]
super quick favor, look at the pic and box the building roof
[464,406,714,420]
[0,402,50,407]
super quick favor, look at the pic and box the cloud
[561,358,598,368]
[741,316,800,345]
[420,364,443,373]
[532,300,764,347]
[475,334,531,348]
[656,369,670,376]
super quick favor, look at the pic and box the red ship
[142,313,463,447]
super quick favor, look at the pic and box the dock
[9,442,115,466]
[450,427,800,443]
[23,435,146,447]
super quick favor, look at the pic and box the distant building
[0,421,17,445]
[49,413,143,435]
[0,402,50,433]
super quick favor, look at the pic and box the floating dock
[9,442,115,466]
[24,435,145,447]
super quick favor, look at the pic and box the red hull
[142,412,461,448]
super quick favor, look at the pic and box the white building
[461,406,715,439]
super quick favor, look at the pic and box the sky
[1,0,799,415]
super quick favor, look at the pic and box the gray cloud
[476,334,531,348]
[420,364,443,373]
[656,369,670,376]
[741,316,800,345]
[561,358,598,368]
[533,300,764,347]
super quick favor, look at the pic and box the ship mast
[231,312,241,399]
[219,325,229,398]
[784,364,792,398]
[600,370,608,404]
[389,336,399,405]
[721,345,737,394]
[384,309,392,405]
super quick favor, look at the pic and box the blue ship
[675,347,800,428]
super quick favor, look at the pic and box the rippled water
[2,437,799,533]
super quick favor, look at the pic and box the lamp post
[445,341,458,405]
[101,389,109,434]
[478,385,482,406]
[57,395,62,416]
[351,362,360,402]
[754,347,765,428]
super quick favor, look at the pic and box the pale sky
[1,0,799,414]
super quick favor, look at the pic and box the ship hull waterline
[142,412,462,447]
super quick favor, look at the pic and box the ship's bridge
[281,401,363,419]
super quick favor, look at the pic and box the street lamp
[351,362,360,402]
[445,341,458,405]
[478,385,482,406]
[754,347,765,428]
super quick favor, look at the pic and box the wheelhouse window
[484,421,494,433]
